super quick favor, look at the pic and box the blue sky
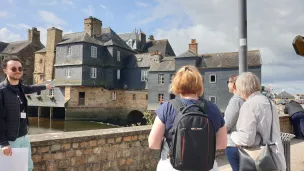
[1,0,304,94]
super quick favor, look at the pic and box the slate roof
[176,50,197,58]
[143,39,170,55]
[0,41,8,52]
[149,60,175,71]
[59,28,133,51]
[59,32,104,46]
[200,50,261,68]
[125,53,154,68]
[1,40,31,54]
[275,91,295,99]
[118,32,138,42]
[36,48,46,53]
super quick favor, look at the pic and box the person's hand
[1,145,12,156]
[45,84,52,90]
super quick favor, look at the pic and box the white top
[231,91,286,171]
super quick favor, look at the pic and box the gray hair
[235,72,261,99]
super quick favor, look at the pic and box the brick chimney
[28,27,40,43]
[84,16,102,37]
[189,39,198,54]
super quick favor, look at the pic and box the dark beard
[8,75,21,81]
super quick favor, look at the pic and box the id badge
[21,112,26,119]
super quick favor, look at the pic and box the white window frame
[209,96,217,104]
[117,69,120,80]
[66,68,71,77]
[158,74,164,84]
[67,46,72,56]
[141,70,148,81]
[158,94,164,104]
[90,67,97,78]
[210,74,217,83]
[117,51,120,62]
[91,46,97,58]
[112,91,117,100]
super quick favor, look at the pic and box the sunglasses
[227,81,234,84]
[10,67,23,72]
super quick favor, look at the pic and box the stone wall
[30,126,158,171]
[279,114,293,134]
[65,87,148,123]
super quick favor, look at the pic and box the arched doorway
[127,110,147,126]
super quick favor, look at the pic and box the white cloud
[100,5,107,9]
[136,2,149,8]
[0,11,8,18]
[62,0,73,5]
[38,10,67,26]
[0,27,22,42]
[138,0,304,93]
[6,23,31,30]
[82,5,95,16]
[8,0,13,4]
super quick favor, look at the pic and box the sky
[0,0,304,94]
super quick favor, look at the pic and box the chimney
[189,39,198,54]
[46,27,63,52]
[148,35,154,41]
[28,27,40,43]
[84,16,102,37]
[139,29,146,48]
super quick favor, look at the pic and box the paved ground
[217,139,304,171]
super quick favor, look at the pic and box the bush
[143,110,156,125]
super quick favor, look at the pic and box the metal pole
[238,0,248,74]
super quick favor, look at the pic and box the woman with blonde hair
[231,72,286,171]
[148,65,227,171]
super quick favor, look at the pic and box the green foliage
[143,111,156,125]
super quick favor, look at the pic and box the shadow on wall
[127,110,147,126]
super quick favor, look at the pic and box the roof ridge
[199,49,260,56]
[63,31,84,36]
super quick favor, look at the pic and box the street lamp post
[239,0,248,74]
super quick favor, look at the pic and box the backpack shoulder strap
[197,98,208,114]
[169,98,185,113]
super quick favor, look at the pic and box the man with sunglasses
[0,56,51,171]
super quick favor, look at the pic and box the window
[112,91,117,100]
[66,68,71,77]
[91,46,97,58]
[210,74,216,83]
[79,92,85,105]
[67,46,72,56]
[209,96,217,104]
[170,74,175,83]
[90,68,97,78]
[132,94,136,100]
[158,74,164,84]
[117,51,120,62]
[146,94,148,100]
[170,94,175,99]
[49,89,54,96]
[158,94,164,104]
[141,70,148,81]
[117,69,120,79]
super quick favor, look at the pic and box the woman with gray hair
[231,72,286,171]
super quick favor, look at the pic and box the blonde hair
[170,65,204,96]
[235,72,261,98]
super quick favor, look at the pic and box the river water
[28,117,120,135]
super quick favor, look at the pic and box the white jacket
[231,91,286,171]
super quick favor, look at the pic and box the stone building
[28,17,175,125]
[0,27,44,84]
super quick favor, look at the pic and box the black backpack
[164,98,216,171]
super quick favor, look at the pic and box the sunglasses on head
[10,67,23,72]
[227,80,233,84]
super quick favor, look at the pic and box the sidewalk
[217,139,304,171]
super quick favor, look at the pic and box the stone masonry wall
[29,116,293,171]
[30,126,158,171]
[65,87,148,123]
